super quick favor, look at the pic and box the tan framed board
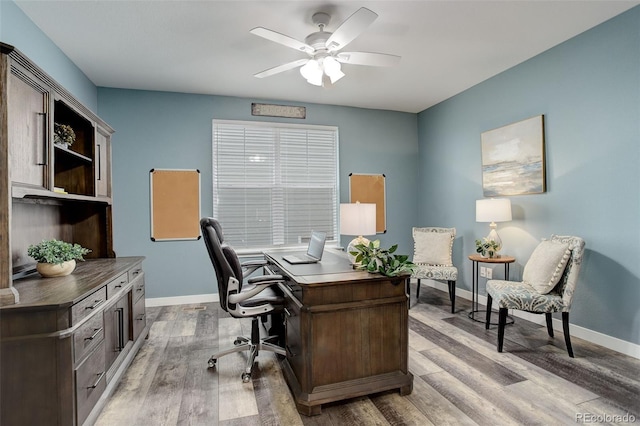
[349,173,386,233]
[149,168,201,241]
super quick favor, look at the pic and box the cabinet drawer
[283,293,303,376]
[106,273,128,299]
[75,341,106,426]
[71,288,107,325]
[132,293,146,341]
[74,311,105,364]
[132,274,145,303]
[128,266,143,283]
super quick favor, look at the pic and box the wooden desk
[264,250,413,416]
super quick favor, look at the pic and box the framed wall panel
[349,173,386,233]
[149,169,201,241]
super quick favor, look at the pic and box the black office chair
[200,217,286,382]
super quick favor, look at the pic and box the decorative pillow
[523,240,571,294]
[413,230,453,265]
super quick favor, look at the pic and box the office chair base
[207,317,286,382]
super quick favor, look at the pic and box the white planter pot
[37,260,76,277]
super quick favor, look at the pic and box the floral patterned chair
[485,235,586,357]
[410,227,457,312]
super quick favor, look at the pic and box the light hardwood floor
[95,285,640,425]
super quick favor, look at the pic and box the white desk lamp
[340,202,376,264]
[476,198,512,252]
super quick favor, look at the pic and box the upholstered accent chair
[486,235,586,357]
[410,227,457,312]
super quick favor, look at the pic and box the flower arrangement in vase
[475,238,500,258]
[349,240,415,277]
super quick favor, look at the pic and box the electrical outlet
[480,267,486,278]
[486,268,493,279]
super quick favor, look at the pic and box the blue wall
[417,7,640,345]
[97,89,418,299]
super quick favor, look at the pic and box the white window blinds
[212,120,338,250]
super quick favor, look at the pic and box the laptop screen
[307,231,327,260]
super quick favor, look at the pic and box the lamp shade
[340,203,376,236]
[476,198,512,223]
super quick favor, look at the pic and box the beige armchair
[486,235,586,357]
[410,227,457,312]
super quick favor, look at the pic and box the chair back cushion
[412,227,455,266]
[200,217,239,312]
[523,240,571,294]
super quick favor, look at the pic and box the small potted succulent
[475,238,500,258]
[350,240,415,277]
[27,239,91,277]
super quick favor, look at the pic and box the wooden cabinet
[0,258,149,426]
[0,43,145,425]
[7,71,48,188]
[1,43,116,300]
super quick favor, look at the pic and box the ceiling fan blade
[250,27,314,55]
[336,52,401,67]
[325,7,378,52]
[254,59,309,78]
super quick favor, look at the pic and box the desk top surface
[264,249,404,285]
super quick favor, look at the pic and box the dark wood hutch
[1,42,149,425]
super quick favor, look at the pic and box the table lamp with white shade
[476,198,512,253]
[340,202,376,264]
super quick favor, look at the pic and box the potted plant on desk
[350,240,415,277]
[27,239,91,277]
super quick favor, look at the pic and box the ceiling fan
[250,7,400,87]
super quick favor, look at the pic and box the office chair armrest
[247,274,284,284]
[228,280,282,304]
[241,259,268,278]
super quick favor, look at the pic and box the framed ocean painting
[481,115,546,196]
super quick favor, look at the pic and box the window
[212,120,338,250]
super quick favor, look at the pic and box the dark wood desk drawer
[106,273,128,299]
[71,287,107,326]
[75,341,106,425]
[74,311,105,364]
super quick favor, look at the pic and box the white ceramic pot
[37,260,76,277]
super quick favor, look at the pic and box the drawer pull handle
[136,314,145,321]
[132,269,141,276]
[114,284,122,289]
[85,299,105,310]
[87,371,106,389]
[136,287,143,292]
[84,327,103,341]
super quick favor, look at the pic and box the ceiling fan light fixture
[300,59,323,84]
[323,57,344,83]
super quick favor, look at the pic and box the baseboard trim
[146,293,220,307]
[415,279,640,360]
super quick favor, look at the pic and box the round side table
[468,254,515,325]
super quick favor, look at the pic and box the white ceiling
[15,1,639,113]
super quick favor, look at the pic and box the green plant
[475,238,500,258]
[27,239,91,265]
[54,123,76,146]
[350,240,415,277]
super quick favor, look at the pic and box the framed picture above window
[481,115,546,196]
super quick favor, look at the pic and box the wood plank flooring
[95,285,640,425]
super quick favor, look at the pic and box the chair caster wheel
[234,339,243,345]
[208,358,217,368]
[241,373,251,383]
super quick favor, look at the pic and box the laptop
[283,231,327,264]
